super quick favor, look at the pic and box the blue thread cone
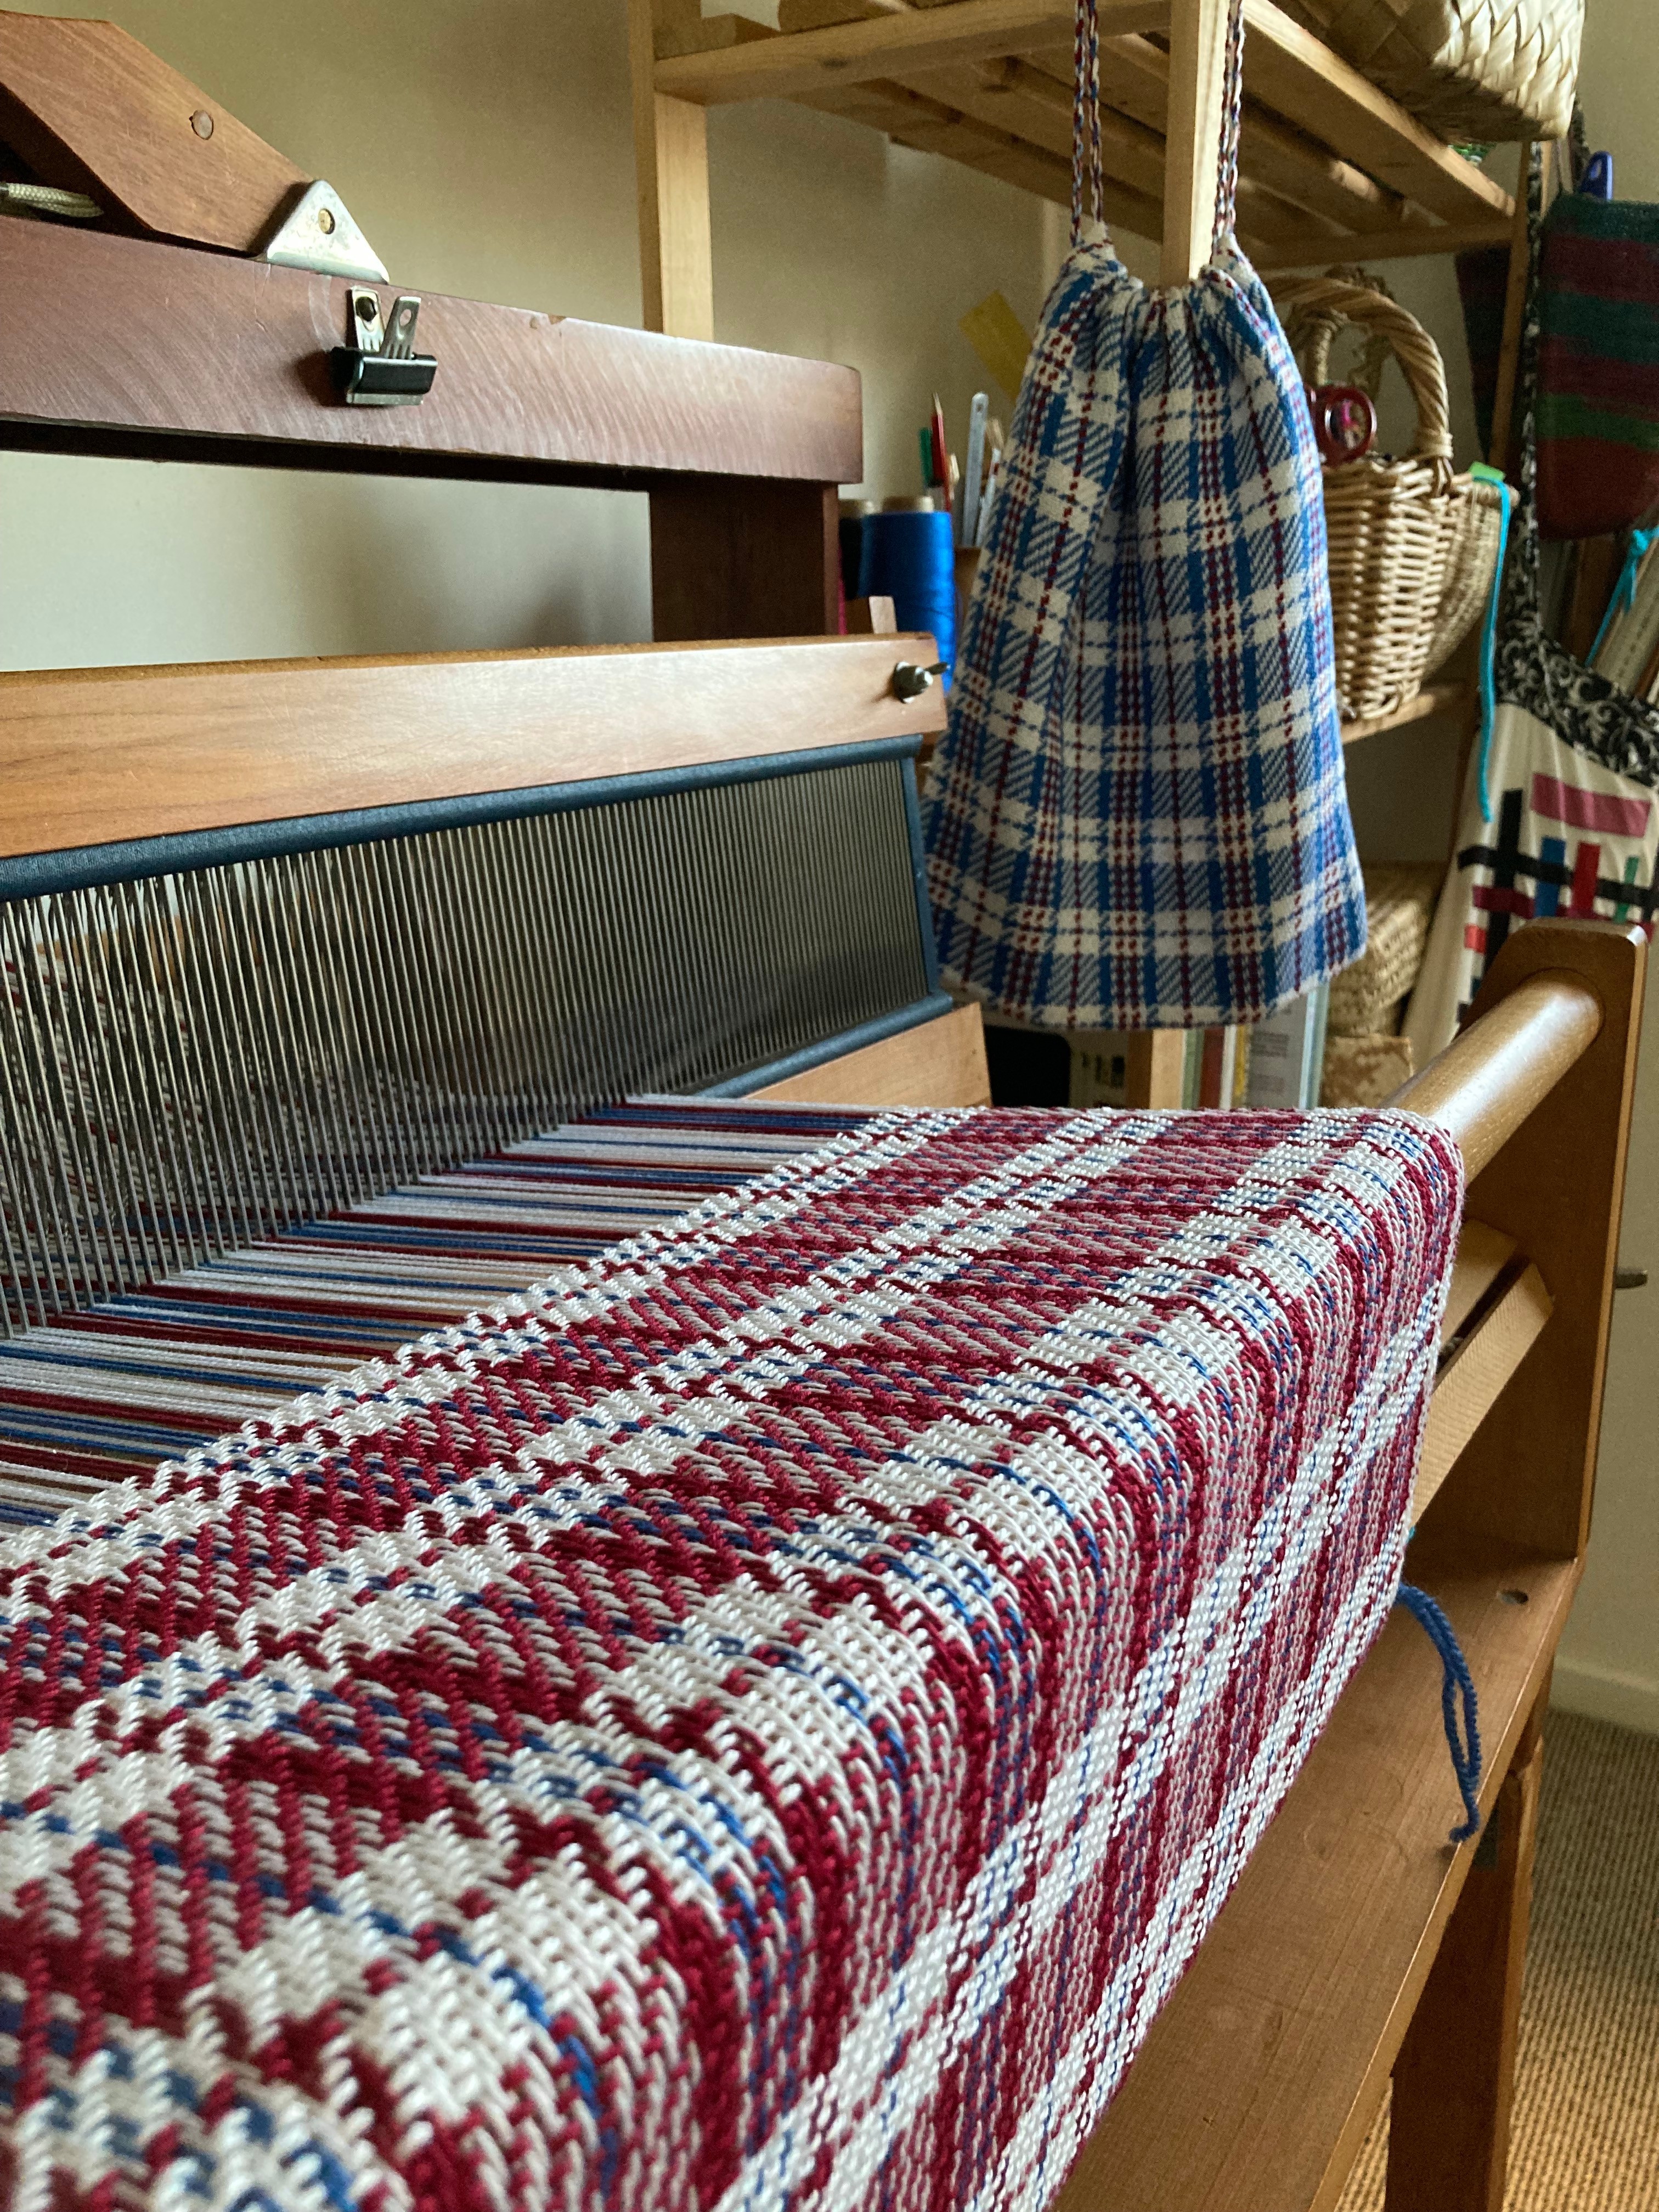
[859,509,958,682]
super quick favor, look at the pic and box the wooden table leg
[1383,1677,1548,2212]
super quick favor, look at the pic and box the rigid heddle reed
[0,749,938,1334]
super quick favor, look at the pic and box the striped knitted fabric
[0,1103,1462,2212]
[1537,190,1659,540]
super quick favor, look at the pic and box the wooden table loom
[0,19,1647,2211]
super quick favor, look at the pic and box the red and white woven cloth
[0,1104,1462,2212]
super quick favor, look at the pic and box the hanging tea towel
[923,0,1365,1033]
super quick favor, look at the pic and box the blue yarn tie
[1395,1581,1483,1843]
[1586,524,1657,670]
[1470,462,1512,825]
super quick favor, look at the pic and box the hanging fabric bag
[1407,149,1659,1063]
[923,0,1365,1034]
[1536,184,1659,541]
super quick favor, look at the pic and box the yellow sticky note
[960,291,1032,403]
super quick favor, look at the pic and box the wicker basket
[1327,863,1442,1035]
[1321,1031,1414,1108]
[1276,0,1583,142]
[1277,276,1505,724]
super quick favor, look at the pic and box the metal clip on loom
[331,288,437,408]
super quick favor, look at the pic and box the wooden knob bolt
[891,661,949,702]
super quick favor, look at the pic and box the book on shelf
[1244,983,1330,1110]
[1068,1028,1247,1110]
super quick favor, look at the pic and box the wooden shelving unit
[628,0,1508,1096]
[627,0,1514,343]
[1342,675,1470,745]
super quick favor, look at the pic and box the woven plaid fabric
[0,1103,1461,2212]
[922,0,1364,1032]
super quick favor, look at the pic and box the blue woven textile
[922,0,1365,1031]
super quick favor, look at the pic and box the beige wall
[2,2,1653,1725]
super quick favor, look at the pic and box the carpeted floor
[1337,1708,1659,2210]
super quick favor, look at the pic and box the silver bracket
[261,179,389,284]
[331,287,437,407]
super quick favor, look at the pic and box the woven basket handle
[1273,274,1455,475]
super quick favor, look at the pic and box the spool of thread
[859,506,958,680]
[837,498,876,609]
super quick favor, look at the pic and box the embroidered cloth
[0,1104,1461,2211]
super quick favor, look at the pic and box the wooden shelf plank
[1259,213,1515,267]
[1417,1261,1553,1518]
[654,0,1168,105]
[1052,1529,1578,2212]
[0,215,863,488]
[668,1,1507,261]
[1341,677,1468,745]
[1240,0,1511,227]
[879,57,1170,234]
[803,73,1166,233]
[1017,37,1412,240]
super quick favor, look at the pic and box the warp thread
[859,508,958,679]
[1395,1580,1484,1843]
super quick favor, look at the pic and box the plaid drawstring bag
[922,0,1365,1032]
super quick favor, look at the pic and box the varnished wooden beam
[650,478,843,639]
[1054,1532,1579,2212]
[1440,1221,1519,1344]
[1385,1683,1548,2212]
[653,0,1169,105]
[0,636,947,864]
[0,12,304,252]
[1410,919,1648,1562]
[754,1002,991,1106]
[0,216,862,489]
[1390,968,1603,1182]
[1415,1261,1553,1519]
[1257,215,1514,268]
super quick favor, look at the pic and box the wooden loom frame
[1,635,1644,2212]
[0,14,1643,2210]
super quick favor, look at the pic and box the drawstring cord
[1395,1581,1484,1843]
[1071,0,1102,245]
[1071,0,1243,253]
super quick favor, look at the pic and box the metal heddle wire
[0,756,929,1334]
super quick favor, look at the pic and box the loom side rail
[1392,968,1605,1181]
